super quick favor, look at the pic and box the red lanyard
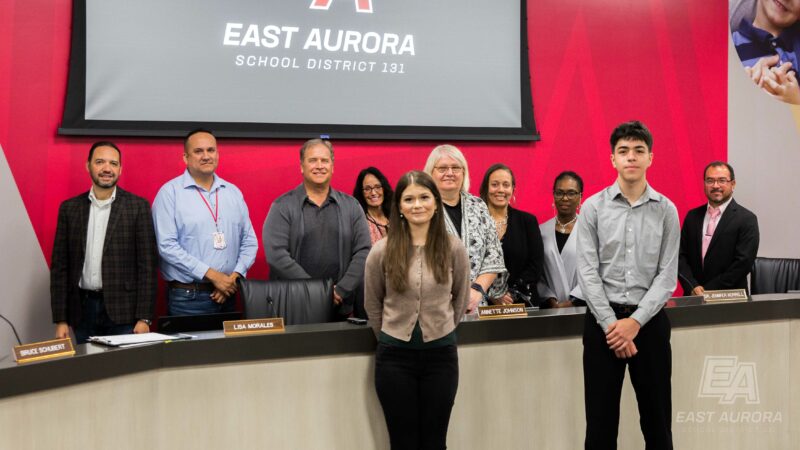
[196,188,219,226]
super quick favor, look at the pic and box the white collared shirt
[702,196,733,237]
[79,187,116,290]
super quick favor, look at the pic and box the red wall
[0,0,727,301]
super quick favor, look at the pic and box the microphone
[0,313,22,345]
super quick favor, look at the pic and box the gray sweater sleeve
[263,199,311,280]
[334,200,372,297]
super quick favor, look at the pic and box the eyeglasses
[362,185,384,193]
[433,166,464,175]
[554,190,581,200]
[704,178,732,186]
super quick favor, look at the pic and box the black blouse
[500,206,544,304]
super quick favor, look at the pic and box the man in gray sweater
[263,139,371,319]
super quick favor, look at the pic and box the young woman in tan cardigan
[364,170,470,450]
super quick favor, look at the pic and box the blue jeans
[168,288,235,316]
[74,292,135,344]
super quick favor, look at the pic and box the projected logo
[310,0,374,14]
[697,356,759,405]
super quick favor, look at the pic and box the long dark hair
[384,171,451,292]
[353,167,393,218]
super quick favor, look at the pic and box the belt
[168,281,215,292]
[609,302,638,315]
[79,288,103,298]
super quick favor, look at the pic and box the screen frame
[60,0,539,141]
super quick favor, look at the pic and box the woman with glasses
[364,171,470,449]
[424,145,507,312]
[353,167,394,244]
[538,171,586,308]
[479,163,544,307]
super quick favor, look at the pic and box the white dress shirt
[79,187,116,290]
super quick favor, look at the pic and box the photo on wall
[729,0,800,105]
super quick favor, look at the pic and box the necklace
[556,215,577,233]
[494,213,508,237]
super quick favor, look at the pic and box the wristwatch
[471,283,489,302]
[138,319,152,326]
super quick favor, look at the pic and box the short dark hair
[609,121,653,152]
[479,163,515,204]
[184,128,215,151]
[300,139,334,162]
[704,161,735,181]
[553,170,584,193]
[87,141,121,163]
[353,167,394,218]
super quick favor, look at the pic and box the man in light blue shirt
[152,129,258,316]
[576,121,679,450]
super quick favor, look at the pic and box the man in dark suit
[50,142,158,344]
[678,161,759,296]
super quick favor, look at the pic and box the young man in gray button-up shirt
[576,121,680,450]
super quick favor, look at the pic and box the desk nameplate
[703,289,748,303]
[223,318,285,336]
[478,304,527,320]
[14,338,75,364]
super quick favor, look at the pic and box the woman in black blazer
[479,164,544,307]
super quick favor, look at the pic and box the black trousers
[374,343,459,450]
[583,309,673,450]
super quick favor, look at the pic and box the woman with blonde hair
[424,144,507,311]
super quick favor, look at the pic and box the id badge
[213,231,227,250]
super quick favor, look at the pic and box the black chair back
[238,278,334,325]
[750,257,800,294]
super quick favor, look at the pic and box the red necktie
[702,206,721,263]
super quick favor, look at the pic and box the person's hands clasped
[493,293,515,305]
[605,318,641,352]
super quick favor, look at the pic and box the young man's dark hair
[609,120,653,152]
[87,141,121,163]
[183,128,215,151]
[703,161,736,181]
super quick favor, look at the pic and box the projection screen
[60,0,538,140]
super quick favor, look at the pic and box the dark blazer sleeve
[519,211,544,289]
[678,209,700,293]
[134,197,158,321]
[50,201,72,323]
[703,209,760,291]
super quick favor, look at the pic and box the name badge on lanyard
[213,231,227,250]
[197,188,226,250]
